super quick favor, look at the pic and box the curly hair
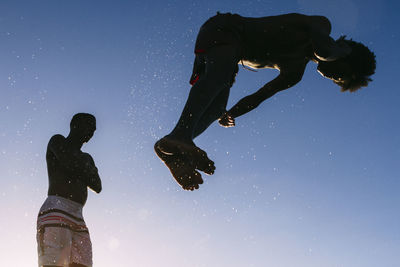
[334,36,376,92]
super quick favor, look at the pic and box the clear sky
[0,0,399,266]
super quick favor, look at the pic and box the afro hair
[334,36,376,92]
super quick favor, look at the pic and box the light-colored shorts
[37,196,92,267]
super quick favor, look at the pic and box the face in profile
[70,113,97,144]
[317,37,376,92]
[71,118,96,144]
[317,59,352,83]
[317,58,359,91]
[80,119,96,143]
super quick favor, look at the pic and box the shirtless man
[37,113,101,267]
[155,12,376,191]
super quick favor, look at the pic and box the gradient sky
[1,0,399,266]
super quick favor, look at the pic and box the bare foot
[156,137,215,174]
[154,144,204,190]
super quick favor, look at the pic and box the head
[317,36,376,92]
[70,113,96,143]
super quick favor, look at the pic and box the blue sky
[0,0,399,266]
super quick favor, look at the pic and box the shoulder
[308,15,332,34]
[48,134,66,146]
[80,152,94,163]
[81,152,93,159]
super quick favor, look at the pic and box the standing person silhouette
[37,113,101,267]
[155,12,376,191]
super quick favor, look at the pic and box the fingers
[225,114,235,127]
[228,116,235,126]
[218,113,235,128]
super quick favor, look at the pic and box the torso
[46,135,88,205]
[240,13,329,70]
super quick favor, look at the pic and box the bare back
[241,13,332,68]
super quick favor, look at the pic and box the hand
[218,112,235,128]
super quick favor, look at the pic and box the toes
[155,139,215,175]
[183,185,195,191]
[181,169,203,191]
[163,157,203,190]
[186,169,203,186]
[195,159,215,175]
[155,141,211,190]
[189,153,215,175]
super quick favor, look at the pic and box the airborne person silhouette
[155,12,376,191]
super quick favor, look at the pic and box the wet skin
[46,119,101,205]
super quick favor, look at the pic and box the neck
[66,133,83,149]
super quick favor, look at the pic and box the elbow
[92,181,102,194]
[95,183,102,193]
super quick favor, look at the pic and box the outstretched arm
[225,64,306,120]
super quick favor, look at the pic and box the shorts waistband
[38,195,84,220]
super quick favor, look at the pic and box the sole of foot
[156,138,215,175]
[154,144,204,191]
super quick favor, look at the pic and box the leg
[157,45,239,158]
[70,231,92,267]
[192,63,238,139]
[192,86,230,139]
[169,45,240,142]
[38,227,72,267]
[155,45,239,190]
[157,58,236,158]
